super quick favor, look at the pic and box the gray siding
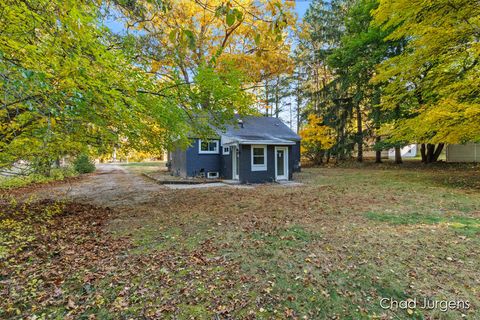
[446,144,480,162]
[169,147,187,177]
[185,139,222,177]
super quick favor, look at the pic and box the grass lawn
[117,161,168,175]
[1,165,479,319]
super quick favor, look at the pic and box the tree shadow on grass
[365,211,480,235]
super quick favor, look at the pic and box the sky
[107,1,311,34]
[294,1,311,19]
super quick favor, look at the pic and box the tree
[0,0,171,174]
[327,0,408,163]
[0,0,294,173]
[114,0,295,106]
[373,0,480,150]
[296,0,354,162]
[299,114,335,164]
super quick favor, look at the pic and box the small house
[168,116,301,183]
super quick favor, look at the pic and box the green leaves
[183,29,196,50]
[254,33,261,46]
[168,29,196,50]
[373,0,480,143]
[226,12,236,26]
[0,0,181,170]
[215,3,243,27]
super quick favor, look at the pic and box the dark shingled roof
[219,115,300,142]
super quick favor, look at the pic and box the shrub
[0,167,77,189]
[73,154,96,174]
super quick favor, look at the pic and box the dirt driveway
[33,164,166,208]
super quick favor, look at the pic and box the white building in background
[446,143,480,162]
[388,144,417,159]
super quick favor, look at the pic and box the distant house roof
[219,115,300,146]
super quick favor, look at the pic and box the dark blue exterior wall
[288,145,294,180]
[238,144,295,183]
[292,141,301,172]
[185,139,222,177]
[239,145,275,183]
[221,151,232,179]
[170,138,299,180]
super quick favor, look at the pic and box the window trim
[251,145,267,171]
[198,139,219,154]
[222,146,230,155]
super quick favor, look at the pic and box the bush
[73,154,96,174]
[0,167,77,189]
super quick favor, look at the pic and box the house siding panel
[239,145,274,183]
[185,139,222,177]
[446,143,480,162]
[288,146,294,180]
[221,153,232,179]
[238,145,295,183]
[169,147,187,177]
[292,141,301,172]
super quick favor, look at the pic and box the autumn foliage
[299,114,334,164]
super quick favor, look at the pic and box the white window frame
[198,139,219,154]
[251,145,267,171]
[222,146,230,155]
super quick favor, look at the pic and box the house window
[223,146,230,155]
[251,145,267,171]
[199,140,219,154]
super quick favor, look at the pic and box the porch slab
[164,182,227,189]
[222,179,241,185]
[276,180,304,187]
[163,181,255,189]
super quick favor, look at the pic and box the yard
[1,163,479,319]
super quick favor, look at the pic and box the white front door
[275,147,288,180]
[232,146,239,180]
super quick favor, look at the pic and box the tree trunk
[274,77,280,118]
[394,146,403,164]
[315,151,325,165]
[426,143,435,163]
[296,80,301,133]
[264,80,269,116]
[425,143,444,163]
[375,137,382,163]
[356,104,363,162]
[420,144,427,163]
[432,143,444,161]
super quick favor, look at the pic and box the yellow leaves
[373,0,480,143]
[385,98,480,144]
[299,114,334,160]
[150,61,162,73]
[128,0,295,80]
[300,114,334,148]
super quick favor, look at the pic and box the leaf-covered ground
[1,163,479,319]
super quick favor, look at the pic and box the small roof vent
[238,119,244,128]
